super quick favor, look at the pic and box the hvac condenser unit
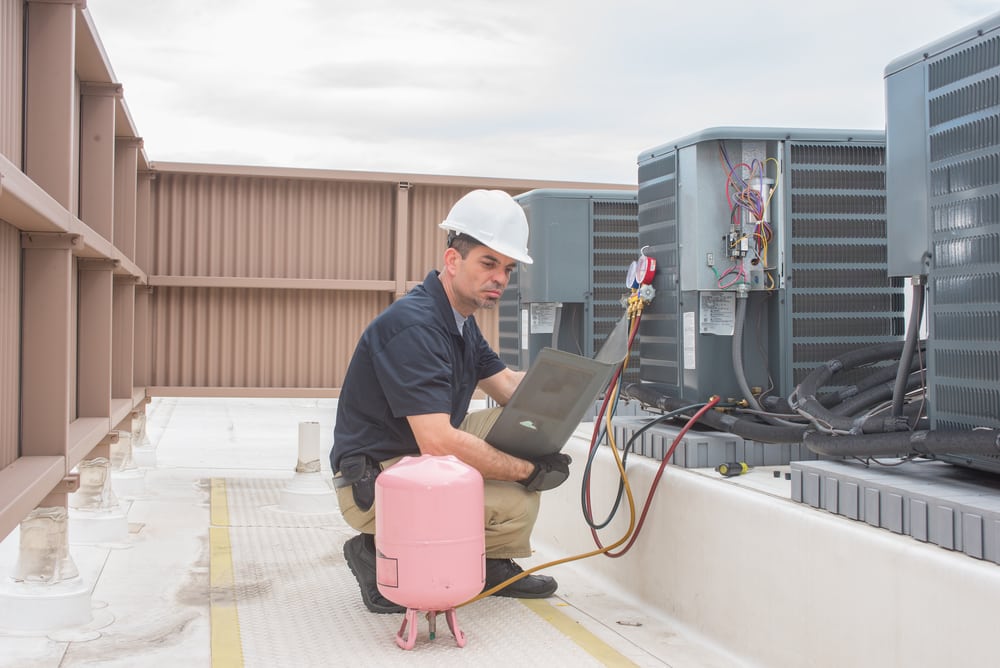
[637,127,904,403]
[885,12,1000,472]
[499,189,639,384]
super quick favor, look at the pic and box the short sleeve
[474,332,505,380]
[372,326,453,418]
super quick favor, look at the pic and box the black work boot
[343,534,405,614]
[484,558,558,598]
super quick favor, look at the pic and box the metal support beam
[21,244,74,457]
[394,182,411,299]
[25,0,78,210]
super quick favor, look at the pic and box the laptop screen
[484,347,621,459]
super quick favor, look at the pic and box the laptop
[484,314,631,459]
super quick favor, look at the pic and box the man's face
[449,244,517,315]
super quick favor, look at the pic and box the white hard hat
[440,189,533,264]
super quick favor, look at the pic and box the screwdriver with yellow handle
[715,462,750,477]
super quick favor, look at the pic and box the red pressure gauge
[636,254,657,285]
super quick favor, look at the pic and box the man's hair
[446,232,482,259]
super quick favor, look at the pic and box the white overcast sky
[87,0,998,184]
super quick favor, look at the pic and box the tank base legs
[395,607,466,649]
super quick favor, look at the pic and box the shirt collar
[452,308,467,335]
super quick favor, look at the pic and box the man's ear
[442,246,461,275]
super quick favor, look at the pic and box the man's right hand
[518,453,572,491]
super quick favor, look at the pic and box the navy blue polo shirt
[331,270,506,470]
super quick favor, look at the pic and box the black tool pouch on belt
[339,453,378,512]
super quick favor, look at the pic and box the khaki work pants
[335,407,541,559]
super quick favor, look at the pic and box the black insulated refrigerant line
[890,277,926,420]
[789,340,922,434]
[803,429,1000,458]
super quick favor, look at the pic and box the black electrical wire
[852,454,922,467]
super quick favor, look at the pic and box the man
[331,189,572,614]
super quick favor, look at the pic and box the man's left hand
[519,453,572,491]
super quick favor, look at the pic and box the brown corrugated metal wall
[144,171,590,393]
[408,185,471,280]
[152,174,397,280]
[150,287,390,390]
[0,223,19,469]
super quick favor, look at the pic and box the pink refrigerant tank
[375,454,485,650]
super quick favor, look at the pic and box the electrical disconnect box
[885,12,1000,473]
[637,127,904,404]
[499,189,639,385]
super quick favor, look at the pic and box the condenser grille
[787,142,903,391]
[929,33,1000,90]
[934,233,1000,267]
[926,26,1000,431]
[935,384,1000,427]
[930,153,1000,195]
[638,149,680,387]
[932,192,1000,232]
[592,199,639,386]
[790,194,886,215]
[790,169,886,190]
[933,271,1000,303]
[930,115,1000,161]
[936,348,1000,382]
[933,310,1000,340]
[791,292,905,313]
[792,218,887,239]
[792,268,900,289]
[928,73,1000,126]
[793,317,904,338]
[790,144,885,166]
[791,244,887,264]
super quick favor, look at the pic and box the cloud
[88,0,1000,184]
